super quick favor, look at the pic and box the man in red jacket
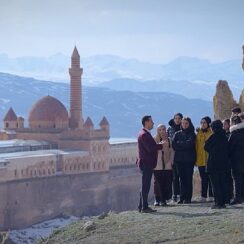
[137,115,163,213]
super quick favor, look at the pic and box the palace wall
[0,166,141,230]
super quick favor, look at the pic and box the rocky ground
[38,202,244,244]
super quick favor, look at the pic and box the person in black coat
[222,118,233,200]
[229,115,244,204]
[172,117,196,204]
[204,120,230,209]
[167,112,183,202]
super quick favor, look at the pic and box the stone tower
[3,107,18,129]
[69,46,83,129]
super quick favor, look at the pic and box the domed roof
[29,95,69,122]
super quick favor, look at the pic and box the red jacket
[137,129,162,169]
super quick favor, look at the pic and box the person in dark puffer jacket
[204,120,230,209]
[222,118,233,200]
[229,115,244,205]
[172,117,196,204]
[167,112,183,202]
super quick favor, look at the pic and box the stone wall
[109,142,137,167]
[0,165,201,231]
[0,166,141,230]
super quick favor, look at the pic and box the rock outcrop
[239,89,244,112]
[242,45,244,71]
[214,46,244,120]
[213,80,237,120]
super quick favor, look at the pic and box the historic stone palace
[0,47,138,230]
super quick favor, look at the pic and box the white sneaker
[199,197,207,202]
[207,197,214,202]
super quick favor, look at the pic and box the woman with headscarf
[195,116,213,202]
[153,124,174,206]
[204,120,230,209]
[172,117,196,204]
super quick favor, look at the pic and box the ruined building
[214,45,244,119]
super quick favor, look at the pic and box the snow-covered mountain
[0,72,212,137]
[0,53,243,86]
[98,77,243,101]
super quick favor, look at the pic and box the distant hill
[0,72,212,137]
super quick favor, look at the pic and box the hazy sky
[0,0,244,63]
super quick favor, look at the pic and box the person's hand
[162,140,169,146]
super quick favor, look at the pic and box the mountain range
[0,72,212,137]
[0,53,243,102]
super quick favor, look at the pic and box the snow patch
[9,216,78,244]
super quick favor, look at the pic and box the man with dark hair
[231,107,241,116]
[137,115,163,213]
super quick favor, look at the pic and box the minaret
[69,46,83,129]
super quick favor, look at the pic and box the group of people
[137,107,244,213]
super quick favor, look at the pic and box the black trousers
[172,164,180,197]
[242,174,244,200]
[138,165,153,210]
[232,171,244,201]
[176,162,194,202]
[209,171,229,206]
[154,170,173,202]
[198,166,213,198]
[227,170,234,200]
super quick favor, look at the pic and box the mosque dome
[28,95,69,129]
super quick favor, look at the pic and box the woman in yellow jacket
[195,116,214,202]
